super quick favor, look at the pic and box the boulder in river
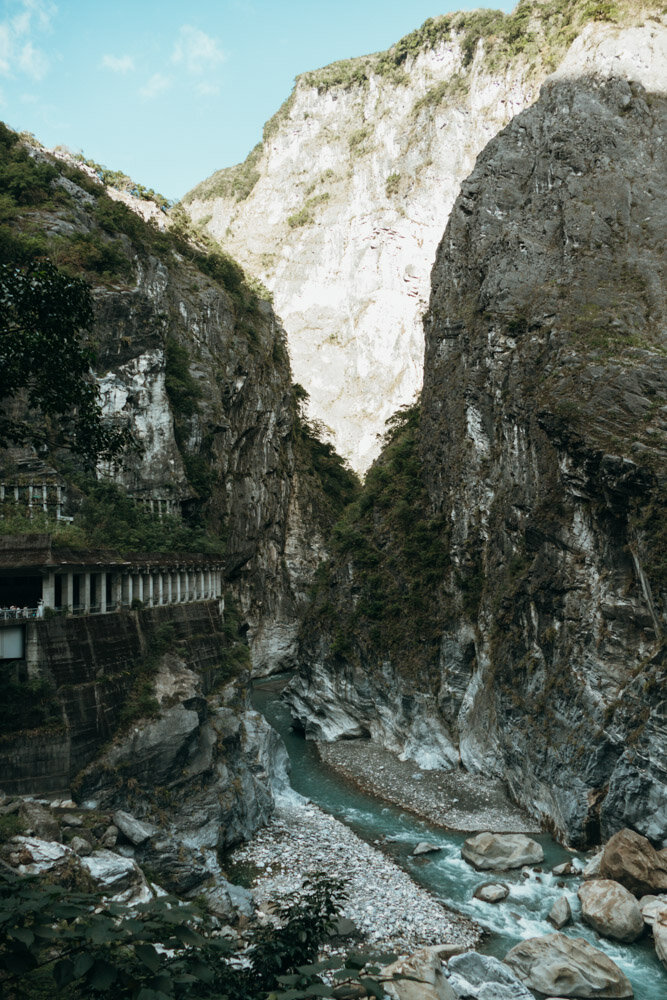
[504,933,633,998]
[654,910,667,972]
[413,842,443,856]
[383,947,456,1000]
[447,951,533,999]
[553,861,577,876]
[582,851,603,879]
[547,895,572,930]
[578,879,644,943]
[461,833,544,871]
[473,882,509,903]
[638,894,667,928]
[600,828,667,898]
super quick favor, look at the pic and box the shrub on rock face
[600,828,667,898]
[578,879,644,943]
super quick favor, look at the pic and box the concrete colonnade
[42,564,223,614]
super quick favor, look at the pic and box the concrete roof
[0,534,223,570]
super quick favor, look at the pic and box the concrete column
[65,571,73,612]
[199,569,205,600]
[166,572,173,604]
[42,484,48,512]
[83,572,91,613]
[137,573,144,604]
[100,572,107,613]
[175,571,181,603]
[112,572,122,609]
[126,573,133,606]
[158,573,164,605]
[42,570,56,609]
[147,573,154,608]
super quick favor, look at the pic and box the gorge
[0,1,666,997]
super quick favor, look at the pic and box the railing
[0,594,221,623]
[0,606,40,620]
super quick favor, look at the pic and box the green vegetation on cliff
[0,122,261,314]
[291,384,361,524]
[305,402,448,673]
[184,0,655,210]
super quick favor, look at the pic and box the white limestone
[185,20,665,472]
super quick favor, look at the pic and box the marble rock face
[288,22,667,851]
[504,933,634,998]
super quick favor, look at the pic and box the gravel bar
[230,799,481,954]
[317,739,541,834]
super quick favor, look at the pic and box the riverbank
[228,797,481,955]
[317,739,541,834]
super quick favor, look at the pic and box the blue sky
[0,0,514,201]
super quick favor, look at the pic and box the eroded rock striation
[288,23,667,848]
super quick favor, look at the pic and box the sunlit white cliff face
[184,8,660,472]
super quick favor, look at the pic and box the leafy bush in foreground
[0,869,397,999]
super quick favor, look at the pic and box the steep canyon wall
[289,22,667,848]
[185,2,659,472]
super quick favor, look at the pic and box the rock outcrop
[184,3,660,472]
[446,952,533,1000]
[288,21,667,847]
[1,128,354,675]
[600,828,667,897]
[461,833,543,871]
[577,879,644,943]
[504,933,634,998]
[548,895,572,930]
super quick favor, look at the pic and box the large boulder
[655,909,667,971]
[578,880,644,943]
[447,952,532,999]
[473,882,509,903]
[113,810,157,846]
[600,829,667,898]
[638,894,667,927]
[12,836,71,874]
[547,895,572,930]
[383,947,456,1000]
[461,833,543,871]
[504,933,633,998]
[18,801,60,841]
[79,849,144,894]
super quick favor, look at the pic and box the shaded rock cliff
[0,602,284,880]
[184,1,659,471]
[0,130,355,672]
[288,23,667,849]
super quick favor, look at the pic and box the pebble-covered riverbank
[317,739,540,834]
[229,798,481,955]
